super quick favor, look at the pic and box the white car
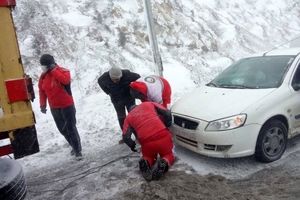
[171,47,300,162]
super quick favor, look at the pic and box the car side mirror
[293,83,300,91]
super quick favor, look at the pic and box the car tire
[0,158,27,200]
[255,119,288,162]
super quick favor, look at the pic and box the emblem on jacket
[144,76,155,83]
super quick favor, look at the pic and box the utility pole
[143,0,163,76]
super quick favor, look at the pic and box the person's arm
[128,71,141,82]
[50,66,71,85]
[38,75,47,113]
[161,77,172,108]
[154,103,172,127]
[98,74,110,95]
[122,118,137,152]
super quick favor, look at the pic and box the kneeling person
[122,102,175,181]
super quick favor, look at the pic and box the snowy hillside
[15,0,300,83]
[13,0,300,176]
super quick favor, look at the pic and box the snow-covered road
[23,136,300,200]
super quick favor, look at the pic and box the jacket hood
[130,81,147,96]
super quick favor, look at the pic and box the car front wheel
[255,119,288,162]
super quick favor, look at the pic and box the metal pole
[143,0,163,77]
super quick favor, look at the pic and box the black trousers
[51,105,82,154]
[112,99,135,130]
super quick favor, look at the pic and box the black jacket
[98,70,140,104]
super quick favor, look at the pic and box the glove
[41,106,47,114]
[130,142,137,152]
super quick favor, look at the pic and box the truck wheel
[255,119,288,162]
[0,158,27,200]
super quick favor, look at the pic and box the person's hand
[41,106,47,114]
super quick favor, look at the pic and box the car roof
[248,48,300,58]
[264,47,300,56]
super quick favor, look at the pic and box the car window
[208,56,295,89]
[292,64,300,90]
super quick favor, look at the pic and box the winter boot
[152,158,168,180]
[139,159,152,181]
[70,149,75,156]
[75,152,83,161]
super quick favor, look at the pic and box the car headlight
[205,114,247,131]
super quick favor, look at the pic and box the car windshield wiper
[206,82,219,87]
[218,84,257,89]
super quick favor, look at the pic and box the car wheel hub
[269,136,280,149]
[264,127,284,156]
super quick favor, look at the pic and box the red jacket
[122,102,171,145]
[38,65,74,109]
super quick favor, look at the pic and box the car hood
[171,86,276,121]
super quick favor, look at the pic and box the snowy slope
[11,0,300,181]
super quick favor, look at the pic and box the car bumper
[170,117,261,158]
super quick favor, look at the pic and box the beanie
[109,66,123,79]
[40,54,55,66]
[130,81,147,96]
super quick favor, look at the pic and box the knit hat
[109,66,122,79]
[40,54,55,66]
[130,81,147,96]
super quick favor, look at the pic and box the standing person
[38,54,82,160]
[129,75,171,108]
[122,102,175,181]
[98,66,140,141]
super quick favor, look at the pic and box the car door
[288,60,300,135]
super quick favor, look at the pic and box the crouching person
[122,102,175,181]
[129,75,172,108]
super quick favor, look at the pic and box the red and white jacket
[130,75,171,108]
[38,65,74,109]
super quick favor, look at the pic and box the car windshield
[207,56,295,89]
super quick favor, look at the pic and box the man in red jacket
[122,102,175,181]
[129,75,171,108]
[38,54,82,160]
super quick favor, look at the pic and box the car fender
[243,87,292,136]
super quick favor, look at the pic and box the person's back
[123,102,167,144]
[130,75,171,108]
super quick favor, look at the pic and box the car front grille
[173,116,199,130]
